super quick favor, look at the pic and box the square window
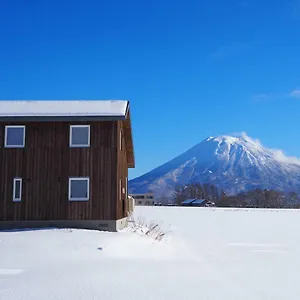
[5,126,25,148]
[70,125,90,147]
[68,177,89,201]
[13,178,22,202]
[120,179,122,200]
[120,131,122,151]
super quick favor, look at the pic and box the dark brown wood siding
[117,121,129,219]
[0,121,118,221]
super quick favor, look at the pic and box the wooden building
[0,100,135,231]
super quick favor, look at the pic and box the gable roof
[0,100,128,121]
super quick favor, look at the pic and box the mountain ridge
[129,134,300,198]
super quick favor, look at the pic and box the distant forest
[173,183,300,209]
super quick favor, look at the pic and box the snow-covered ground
[1,207,300,300]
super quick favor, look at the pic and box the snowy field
[1,207,300,300]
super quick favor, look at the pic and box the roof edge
[0,115,126,122]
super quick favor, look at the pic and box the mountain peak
[129,134,300,198]
[206,133,262,146]
[209,135,241,144]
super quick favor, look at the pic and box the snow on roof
[0,100,128,119]
[192,199,206,204]
[182,199,196,204]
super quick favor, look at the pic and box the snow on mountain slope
[129,133,300,197]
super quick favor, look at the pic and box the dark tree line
[173,183,300,208]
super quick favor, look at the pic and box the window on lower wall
[126,177,128,199]
[120,179,122,200]
[68,177,90,201]
[5,126,25,148]
[69,125,90,147]
[13,178,22,202]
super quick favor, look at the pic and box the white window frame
[68,177,90,201]
[120,179,122,200]
[69,125,90,148]
[120,131,122,151]
[125,177,128,199]
[13,178,22,202]
[5,125,26,148]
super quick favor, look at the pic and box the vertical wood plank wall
[0,121,118,221]
[117,121,128,220]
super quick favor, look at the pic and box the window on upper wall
[70,125,90,147]
[68,177,90,201]
[5,126,25,148]
[13,178,22,202]
[120,131,122,151]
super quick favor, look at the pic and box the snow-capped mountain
[129,134,300,198]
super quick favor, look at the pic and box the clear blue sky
[1,0,300,179]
